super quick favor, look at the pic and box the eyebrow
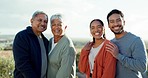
[91,25,102,27]
[110,17,121,20]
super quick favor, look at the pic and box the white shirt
[48,38,57,55]
[89,42,104,73]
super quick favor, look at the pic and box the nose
[114,21,119,26]
[94,27,99,32]
[54,25,59,29]
[41,21,47,25]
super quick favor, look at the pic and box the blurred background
[0,0,148,78]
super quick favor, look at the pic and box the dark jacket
[13,26,49,78]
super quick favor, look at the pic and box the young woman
[78,19,117,78]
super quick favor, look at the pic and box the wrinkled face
[31,14,48,35]
[108,14,125,34]
[90,21,104,39]
[51,19,65,36]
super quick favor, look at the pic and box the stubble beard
[112,26,124,34]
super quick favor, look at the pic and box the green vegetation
[0,39,147,78]
[0,56,14,78]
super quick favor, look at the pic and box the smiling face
[108,13,125,34]
[51,18,65,37]
[90,20,104,39]
[31,13,48,36]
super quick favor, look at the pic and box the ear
[123,20,125,25]
[107,23,110,28]
[30,19,33,23]
[65,26,67,29]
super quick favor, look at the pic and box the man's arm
[117,38,147,72]
[13,33,37,78]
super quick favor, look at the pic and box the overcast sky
[0,0,148,40]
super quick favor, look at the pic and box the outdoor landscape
[0,34,148,78]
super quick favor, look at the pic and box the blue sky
[0,0,148,40]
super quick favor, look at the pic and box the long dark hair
[89,19,106,43]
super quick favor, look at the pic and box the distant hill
[0,34,15,40]
[0,34,148,50]
[0,34,52,40]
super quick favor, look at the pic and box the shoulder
[15,28,28,40]
[126,32,139,39]
[62,35,74,45]
[15,26,33,38]
[62,35,76,53]
[13,28,30,48]
[104,39,111,44]
[14,26,37,43]
[105,39,110,42]
[128,32,143,43]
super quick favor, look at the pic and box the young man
[106,9,147,78]
[13,11,49,78]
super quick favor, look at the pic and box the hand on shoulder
[106,42,119,58]
[83,42,94,51]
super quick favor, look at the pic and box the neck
[115,31,127,39]
[54,35,63,43]
[32,27,41,36]
[93,38,105,48]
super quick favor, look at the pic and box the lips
[113,26,120,30]
[95,32,100,35]
[39,26,45,29]
[55,30,60,33]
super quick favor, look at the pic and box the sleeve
[102,51,116,78]
[117,37,147,73]
[13,33,37,78]
[78,49,90,74]
[56,46,76,78]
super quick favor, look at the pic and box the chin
[113,31,123,34]
[96,37,102,39]
[39,29,46,32]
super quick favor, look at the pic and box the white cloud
[0,0,148,40]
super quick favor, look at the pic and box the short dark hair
[107,9,124,23]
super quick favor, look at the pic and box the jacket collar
[26,26,45,39]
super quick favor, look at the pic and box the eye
[51,24,56,26]
[37,19,42,22]
[97,25,102,28]
[91,26,95,29]
[109,20,114,23]
[44,20,48,23]
[116,19,121,22]
[57,24,62,26]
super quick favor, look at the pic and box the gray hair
[32,10,48,20]
[50,14,64,26]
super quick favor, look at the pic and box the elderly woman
[47,14,76,78]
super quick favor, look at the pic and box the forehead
[109,14,122,20]
[91,21,102,26]
[36,14,48,19]
[51,19,62,23]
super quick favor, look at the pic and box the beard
[111,26,124,34]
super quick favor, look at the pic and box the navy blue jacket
[13,26,49,78]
